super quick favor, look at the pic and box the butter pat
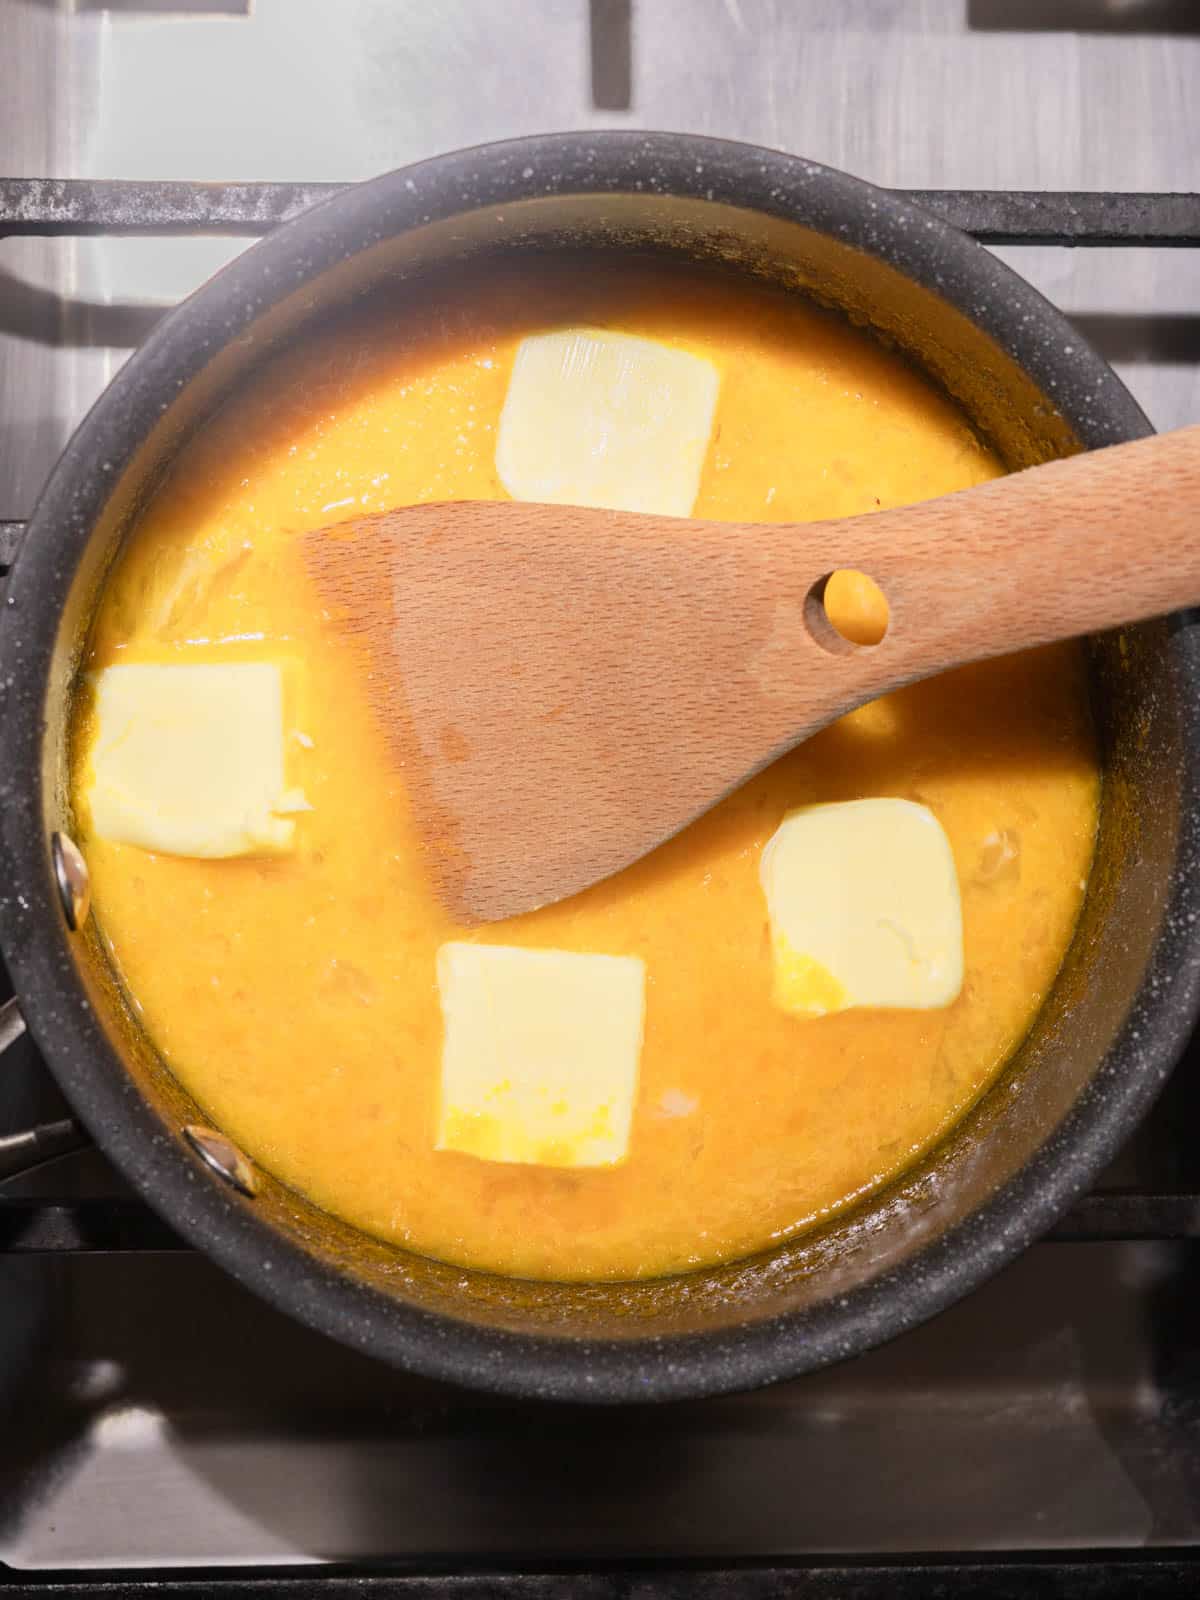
[760,799,963,1017]
[87,662,306,858]
[495,328,719,517]
[436,943,645,1168]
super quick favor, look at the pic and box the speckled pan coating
[2,133,1199,1404]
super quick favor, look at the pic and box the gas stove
[2,3,1200,1594]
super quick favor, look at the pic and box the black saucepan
[2,133,1199,1404]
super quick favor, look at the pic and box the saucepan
[1,132,1198,1402]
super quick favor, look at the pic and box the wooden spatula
[304,423,1200,923]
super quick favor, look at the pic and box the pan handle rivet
[182,1125,260,1198]
[51,831,91,932]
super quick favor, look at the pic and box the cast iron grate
[1,179,1197,243]
[2,1555,1200,1599]
[2,179,1200,1599]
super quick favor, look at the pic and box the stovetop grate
[1,180,1198,244]
[2,1554,1200,1599]
[2,177,1200,1598]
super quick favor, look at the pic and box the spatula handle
[822,423,1200,682]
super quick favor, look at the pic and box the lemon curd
[72,257,1098,1281]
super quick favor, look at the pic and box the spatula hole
[806,569,890,653]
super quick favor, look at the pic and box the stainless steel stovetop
[2,2,1200,1590]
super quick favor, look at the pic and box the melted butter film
[72,256,1099,1281]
